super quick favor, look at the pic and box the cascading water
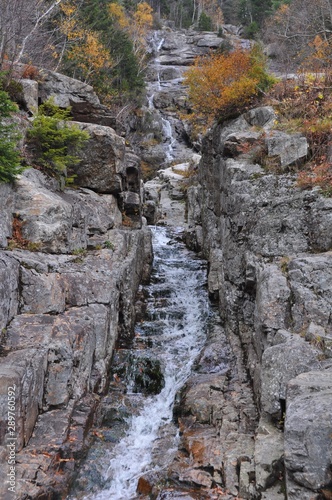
[68,29,213,500]
[73,226,210,499]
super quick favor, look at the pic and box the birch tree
[0,0,63,69]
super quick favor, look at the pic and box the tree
[27,98,89,178]
[198,12,213,31]
[263,0,332,70]
[183,46,275,122]
[0,0,64,70]
[0,88,23,183]
[108,1,153,74]
[55,0,145,101]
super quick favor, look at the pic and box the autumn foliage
[184,46,274,122]
[264,71,332,194]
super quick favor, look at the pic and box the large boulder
[265,131,308,168]
[285,370,332,499]
[14,169,75,253]
[0,183,14,247]
[38,70,116,126]
[71,122,126,194]
[260,336,321,420]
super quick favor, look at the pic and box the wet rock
[113,352,165,395]
[137,476,153,494]
[175,373,226,423]
[0,222,152,497]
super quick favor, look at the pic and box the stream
[69,30,213,500]
[70,226,212,499]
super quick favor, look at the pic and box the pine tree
[0,89,23,183]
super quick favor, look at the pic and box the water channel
[70,225,213,499]
[69,30,214,500]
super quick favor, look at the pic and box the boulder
[14,170,75,253]
[0,182,14,247]
[20,79,38,114]
[260,338,321,420]
[265,131,308,168]
[71,122,126,194]
[38,70,116,126]
[244,106,276,129]
[39,70,100,108]
[285,370,332,499]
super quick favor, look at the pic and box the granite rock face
[187,105,332,499]
[37,70,116,126]
[0,91,152,498]
[71,122,126,194]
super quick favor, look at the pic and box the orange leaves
[56,1,114,83]
[133,2,153,32]
[184,47,266,122]
[67,31,113,79]
[108,3,129,29]
[297,162,332,196]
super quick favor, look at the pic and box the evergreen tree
[0,89,23,183]
[198,12,213,31]
[27,99,89,178]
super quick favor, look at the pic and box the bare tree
[264,0,332,70]
[0,0,63,71]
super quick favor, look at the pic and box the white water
[89,227,209,499]
[161,118,176,161]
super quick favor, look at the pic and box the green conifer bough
[0,90,23,183]
[27,98,89,178]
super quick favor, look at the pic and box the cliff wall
[187,106,332,499]
[0,72,152,498]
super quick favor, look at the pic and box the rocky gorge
[0,24,331,500]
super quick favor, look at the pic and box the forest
[0,0,332,191]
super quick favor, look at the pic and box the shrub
[27,98,89,178]
[198,12,213,31]
[0,89,23,183]
[265,77,332,194]
[183,45,275,124]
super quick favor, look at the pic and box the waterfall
[71,227,210,499]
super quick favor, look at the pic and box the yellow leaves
[133,2,153,31]
[53,0,114,83]
[108,3,129,29]
[67,30,113,79]
[59,1,77,17]
[184,48,263,121]
[109,1,153,35]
